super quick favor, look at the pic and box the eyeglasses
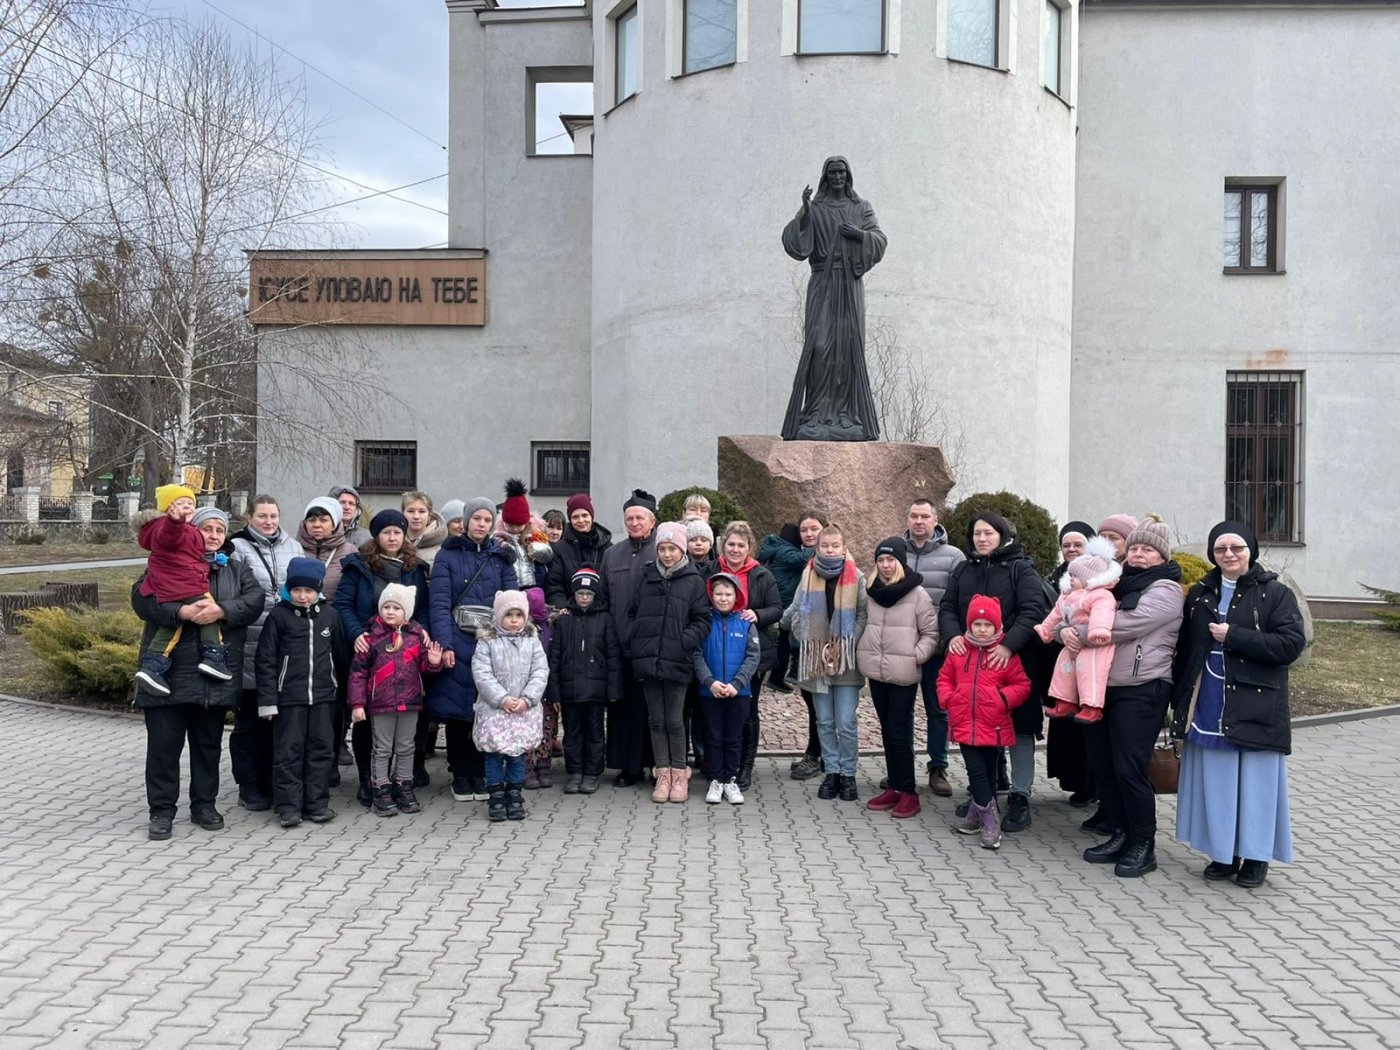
[1213,545,1248,555]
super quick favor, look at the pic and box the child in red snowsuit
[1034,536,1120,723]
[939,594,1032,850]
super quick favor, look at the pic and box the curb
[0,692,142,720]
[1292,702,1400,728]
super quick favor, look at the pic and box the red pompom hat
[966,594,1003,633]
[502,478,531,527]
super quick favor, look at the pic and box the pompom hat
[502,478,531,527]
[1125,513,1172,562]
[1065,536,1123,591]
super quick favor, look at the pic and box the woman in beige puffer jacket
[857,536,939,819]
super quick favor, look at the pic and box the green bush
[1173,551,1212,595]
[11,525,46,545]
[1361,583,1400,632]
[19,606,142,699]
[945,491,1060,576]
[85,528,112,545]
[657,487,747,534]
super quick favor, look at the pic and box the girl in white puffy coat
[472,589,548,821]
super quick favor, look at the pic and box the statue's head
[817,156,859,201]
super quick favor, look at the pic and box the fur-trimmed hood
[129,506,162,537]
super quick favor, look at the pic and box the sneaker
[303,808,336,824]
[451,777,473,801]
[148,815,173,840]
[134,656,172,697]
[564,775,584,794]
[816,773,839,800]
[838,776,858,803]
[1080,807,1112,834]
[723,779,744,805]
[506,783,526,821]
[891,792,921,819]
[705,779,724,805]
[197,645,234,681]
[867,788,901,812]
[1002,793,1032,833]
[790,755,823,781]
[487,784,507,823]
[395,780,421,814]
[928,767,953,797]
[580,775,600,794]
[372,783,397,817]
[471,776,489,801]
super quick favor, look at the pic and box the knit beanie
[571,567,601,594]
[1098,513,1138,541]
[623,488,658,515]
[156,484,196,513]
[491,588,529,628]
[461,496,496,526]
[285,557,326,592]
[566,493,594,518]
[1059,520,1096,543]
[191,506,229,530]
[502,478,531,527]
[440,499,466,525]
[1065,536,1122,590]
[1125,513,1172,561]
[779,522,802,547]
[1207,520,1260,567]
[303,496,341,522]
[370,508,409,538]
[655,521,687,550]
[686,519,713,545]
[874,535,909,563]
[966,594,1003,633]
[378,582,416,621]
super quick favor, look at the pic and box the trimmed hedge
[19,606,141,699]
[657,487,747,534]
[1173,551,1212,595]
[945,491,1060,576]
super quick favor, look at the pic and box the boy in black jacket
[547,568,621,795]
[256,557,350,827]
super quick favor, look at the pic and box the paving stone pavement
[5,697,1400,1050]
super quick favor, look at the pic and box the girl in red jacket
[939,594,1031,849]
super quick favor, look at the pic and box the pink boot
[651,768,672,803]
[669,767,690,803]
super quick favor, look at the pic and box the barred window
[355,441,417,492]
[532,442,590,496]
[1225,373,1303,543]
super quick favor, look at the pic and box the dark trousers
[1084,679,1170,840]
[740,669,765,773]
[920,653,949,770]
[272,703,335,817]
[870,679,918,793]
[703,693,751,782]
[607,661,651,774]
[684,680,706,765]
[352,715,372,780]
[800,689,820,758]
[1046,717,1095,794]
[144,704,226,819]
[414,716,436,769]
[774,628,795,684]
[562,703,607,777]
[444,718,484,782]
[960,743,1000,806]
[229,687,273,804]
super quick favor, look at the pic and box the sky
[156,0,590,249]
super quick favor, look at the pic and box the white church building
[252,0,1400,599]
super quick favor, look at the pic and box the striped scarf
[795,555,860,682]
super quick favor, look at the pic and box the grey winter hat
[461,496,496,525]
[440,499,466,524]
[191,506,229,530]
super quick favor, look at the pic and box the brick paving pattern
[3,697,1399,1049]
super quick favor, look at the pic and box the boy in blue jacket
[693,573,760,806]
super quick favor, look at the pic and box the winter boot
[736,718,759,791]
[487,784,507,823]
[817,773,840,800]
[395,779,421,814]
[564,774,584,794]
[1083,830,1129,864]
[524,762,540,790]
[356,774,373,808]
[1114,837,1158,878]
[535,757,553,790]
[371,782,397,817]
[669,767,690,803]
[197,645,234,681]
[1074,706,1103,724]
[134,654,173,697]
[979,797,1003,850]
[1048,699,1079,719]
[1235,860,1269,888]
[954,800,982,835]
[955,794,973,819]
[412,760,430,789]
[928,767,953,797]
[651,767,672,803]
[891,792,921,819]
[505,782,526,821]
[1002,792,1032,833]
[838,775,858,802]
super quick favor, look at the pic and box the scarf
[866,570,923,609]
[720,555,759,605]
[657,553,690,580]
[964,627,1005,650]
[795,555,860,681]
[1115,560,1182,611]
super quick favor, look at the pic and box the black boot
[1235,860,1269,888]
[817,773,839,800]
[356,774,372,808]
[487,784,507,823]
[1084,830,1129,864]
[1114,837,1158,878]
[1080,806,1112,835]
[837,775,858,802]
[736,717,759,791]
[1002,792,1031,832]
[506,782,526,821]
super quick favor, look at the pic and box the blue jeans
[812,684,861,777]
[484,752,526,785]
[921,654,949,769]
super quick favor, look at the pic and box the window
[1226,373,1303,543]
[532,442,590,496]
[1043,1,1065,97]
[527,69,594,155]
[684,0,738,73]
[1224,183,1280,273]
[355,441,417,492]
[798,0,884,55]
[947,0,998,67]
[47,400,64,417]
[615,5,639,104]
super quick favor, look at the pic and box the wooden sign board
[248,257,486,326]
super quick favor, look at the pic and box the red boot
[867,788,900,811]
[1075,706,1104,724]
[1049,699,1079,719]
[891,792,921,819]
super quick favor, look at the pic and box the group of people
[131,480,1306,888]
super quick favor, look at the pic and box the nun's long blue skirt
[1175,741,1294,865]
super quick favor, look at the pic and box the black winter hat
[1207,520,1260,567]
[874,535,908,563]
[1059,520,1096,543]
[779,523,802,547]
[571,567,601,594]
[370,508,409,538]
[623,488,657,514]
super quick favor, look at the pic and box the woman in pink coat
[1035,536,1120,723]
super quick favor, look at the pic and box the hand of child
[442,650,457,669]
[1058,627,1083,653]
[1035,624,1052,643]
[426,641,443,666]
[947,636,967,656]
[351,707,366,723]
[354,633,370,656]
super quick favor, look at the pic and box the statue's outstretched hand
[802,185,813,208]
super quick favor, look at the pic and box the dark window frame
[354,440,418,493]
[1224,184,1280,274]
[796,0,887,57]
[946,0,1000,69]
[531,441,591,497]
[682,0,739,76]
[1225,371,1304,544]
[614,3,639,106]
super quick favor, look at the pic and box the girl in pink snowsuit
[1034,536,1120,723]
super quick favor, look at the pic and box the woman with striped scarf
[779,524,868,802]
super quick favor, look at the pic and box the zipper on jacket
[278,655,288,692]
[307,614,315,705]
[969,649,979,742]
[1132,644,1142,678]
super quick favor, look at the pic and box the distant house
[0,346,92,500]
